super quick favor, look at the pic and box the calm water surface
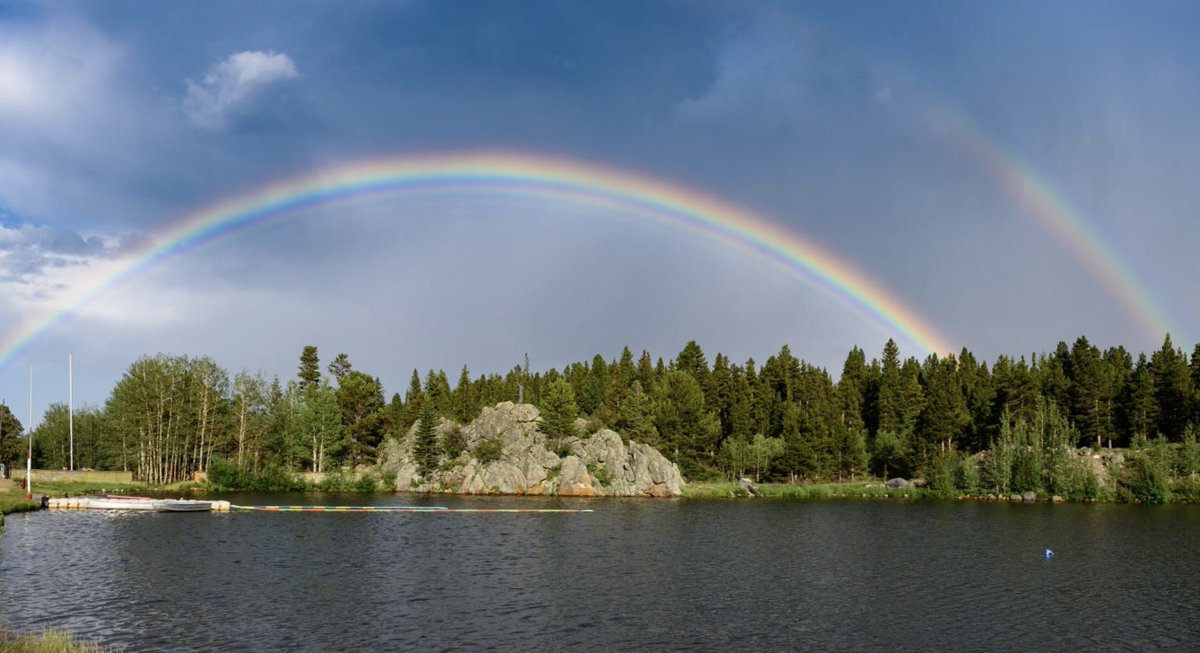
[2,495,1198,652]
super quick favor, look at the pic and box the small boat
[155,499,213,512]
[81,495,159,511]
[74,495,213,512]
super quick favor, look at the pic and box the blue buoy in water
[1044,548,1055,558]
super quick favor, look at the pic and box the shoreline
[7,476,1199,517]
[679,480,1197,504]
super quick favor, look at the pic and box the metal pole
[25,365,32,500]
[69,352,74,472]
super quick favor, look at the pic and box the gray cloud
[678,15,875,127]
[0,219,123,280]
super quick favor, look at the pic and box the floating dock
[230,505,593,513]
[47,497,229,512]
[46,498,592,514]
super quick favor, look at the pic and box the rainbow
[941,111,1182,345]
[0,151,955,370]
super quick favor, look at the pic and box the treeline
[3,335,1200,496]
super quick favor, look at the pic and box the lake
[2,495,1198,652]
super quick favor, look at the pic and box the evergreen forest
[4,335,1200,502]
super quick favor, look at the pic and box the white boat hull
[81,497,159,511]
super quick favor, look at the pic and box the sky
[1,0,1198,428]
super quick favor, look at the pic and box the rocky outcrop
[378,402,684,497]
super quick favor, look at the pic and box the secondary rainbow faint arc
[0,151,955,370]
[942,111,1181,345]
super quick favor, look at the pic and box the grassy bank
[0,484,39,517]
[683,480,927,500]
[1,478,148,517]
[0,628,114,653]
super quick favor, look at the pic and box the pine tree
[727,363,756,442]
[916,354,967,469]
[334,371,386,468]
[0,403,26,470]
[400,369,424,432]
[1040,341,1072,412]
[453,365,479,423]
[1191,344,1200,428]
[424,370,452,418]
[327,353,352,382]
[298,346,321,391]
[539,377,580,452]
[674,340,711,395]
[297,379,344,473]
[654,370,719,478]
[1151,334,1190,440]
[837,346,869,434]
[597,348,633,427]
[1121,354,1156,445]
[616,380,657,445]
[413,399,441,476]
[635,350,656,391]
[1068,336,1110,448]
[578,354,610,416]
[958,348,994,451]
[876,339,903,435]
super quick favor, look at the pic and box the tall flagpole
[25,365,32,500]
[69,352,74,472]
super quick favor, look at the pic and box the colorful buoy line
[230,505,594,513]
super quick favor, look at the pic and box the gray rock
[885,477,911,489]
[377,402,684,497]
[1022,491,1037,502]
[550,456,599,496]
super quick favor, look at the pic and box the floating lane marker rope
[229,505,593,513]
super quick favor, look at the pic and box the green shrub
[472,437,505,465]
[1120,452,1168,503]
[441,427,468,458]
[924,451,957,498]
[205,457,307,492]
[317,470,352,491]
[353,473,379,493]
[250,464,308,492]
[955,456,981,495]
[586,462,613,488]
[1044,449,1100,501]
[205,457,249,490]
[1170,475,1200,503]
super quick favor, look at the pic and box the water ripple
[2,496,1199,651]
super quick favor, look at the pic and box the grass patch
[0,627,117,652]
[2,478,147,516]
[0,490,41,516]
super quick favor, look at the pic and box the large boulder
[550,456,600,496]
[379,402,683,497]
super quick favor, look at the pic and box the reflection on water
[2,495,1198,652]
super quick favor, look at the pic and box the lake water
[2,495,1198,652]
